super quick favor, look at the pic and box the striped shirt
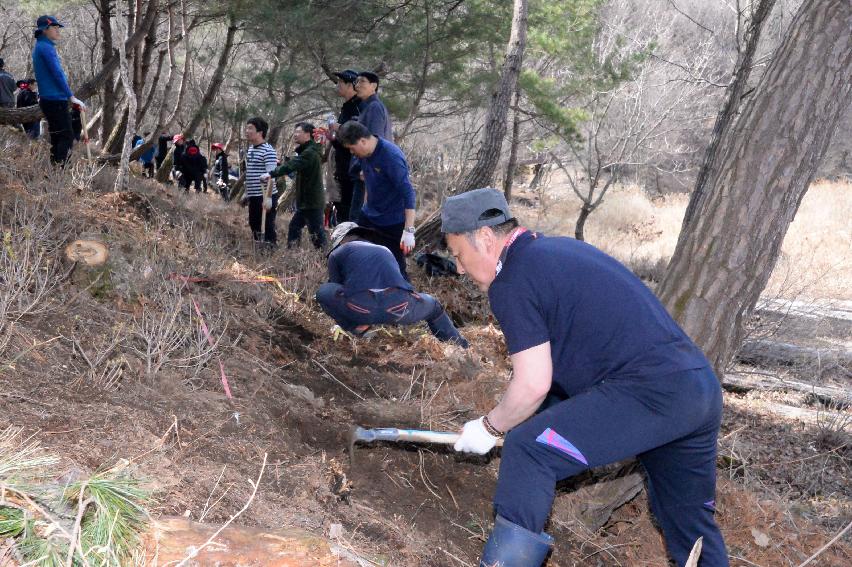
[244,142,278,197]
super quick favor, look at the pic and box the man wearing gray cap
[441,188,728,567]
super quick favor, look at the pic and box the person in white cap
[315,222,467,347]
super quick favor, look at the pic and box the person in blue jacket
[442,188,728,567]
[337,120,416,280]
[32,15,86,165]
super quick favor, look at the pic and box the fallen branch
[796,518,852,567]
[722,373,851,408]
[737,339,852,371]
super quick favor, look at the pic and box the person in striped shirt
[242,117,279,245]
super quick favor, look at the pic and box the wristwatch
[404,226,416,233]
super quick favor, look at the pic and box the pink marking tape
[191,297,232,399]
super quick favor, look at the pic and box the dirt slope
[1,142,849,565]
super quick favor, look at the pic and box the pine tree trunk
[114,8,138,192]
[457,0,528,194]
[503,86,522,200]
[103,105,130,156]
[98,0,116,143]
[658,0,852,378]
[681,0,777,229]
[415,0,528,246]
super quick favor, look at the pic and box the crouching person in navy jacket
[316,222,468,348]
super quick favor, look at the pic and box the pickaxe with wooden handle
[348,425,503,463]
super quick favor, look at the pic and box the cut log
[142,516,364,566]
[737,339,852,371]
[561,472,644,533]
[723,373,851,408]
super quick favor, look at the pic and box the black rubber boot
[480,515,553,567]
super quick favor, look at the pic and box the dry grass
[522,176,852,299]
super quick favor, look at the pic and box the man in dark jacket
[262,122,327,249]
[181,142,208,193]
[349,70,394,217]
[156,134,171,171]
[16,79,40,138]
[0,58,16,108]
[32,15,87,164]
[330,69,360,222]
[211,143,230,200]
[443,188,728,567]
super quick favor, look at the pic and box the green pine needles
[0,427,151,566]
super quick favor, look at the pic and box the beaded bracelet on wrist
[482,414,504,438]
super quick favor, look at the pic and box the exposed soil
[1,157,850,565]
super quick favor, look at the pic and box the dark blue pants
[495,367,728,567]
[357,214,408,281]
[350,178,365,221]
[287,208,327,249]
[315,284,467,347]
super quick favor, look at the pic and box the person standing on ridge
[32,15,87,164]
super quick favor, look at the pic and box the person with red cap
[15,79,40,138]
[32,15,86,164]
[181,141,208,193]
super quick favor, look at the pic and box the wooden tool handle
[395,429,504,447]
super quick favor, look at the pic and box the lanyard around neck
[496,227,528,277]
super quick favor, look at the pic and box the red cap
[172,134,184,143]
[211,143,224,151]
[187,146,199,155]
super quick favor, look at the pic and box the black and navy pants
[39,99,74,165]
[247,193,278,245]
[356,214,408,281]
[287,207,327,249]
[315,284,467,347]
[495,367,728,566]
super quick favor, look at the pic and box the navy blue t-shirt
[328,240,413,294]
[488,232,710,398]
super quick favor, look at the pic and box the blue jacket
[358,94,393,141]
[32,36,73,101]
[361,138,416,226]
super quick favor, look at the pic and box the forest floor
[0,134,850,566]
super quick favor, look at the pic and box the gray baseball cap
[441,188,513,233]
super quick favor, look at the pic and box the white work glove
[454,417,498,455]
[69,96,87,111]
[260,173,271,183]
[400,229,415,255]
[263,197,273,211]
